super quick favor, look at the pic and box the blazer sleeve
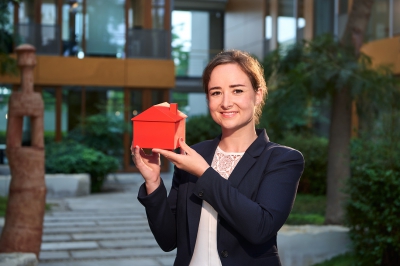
[137,167,181,252]
[192,147,304,245]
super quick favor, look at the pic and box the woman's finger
[178,137,192,155]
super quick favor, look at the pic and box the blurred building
[1,0,174,172]
[0,0,399,172]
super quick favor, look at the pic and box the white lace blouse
[189,146,244,266]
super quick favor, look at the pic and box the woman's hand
[152,138,210,177]
[131,145,161,194]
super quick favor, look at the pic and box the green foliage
[45,140,119,193]
[311,252,356,266]
[286,193,326,225]
[185,114,221,146]
[280,134,328,195]
[67,113,128,158]
[262,34,399,139]
[345,111,400,265]
[0,196,7,217]
[0,0,18,75]
[0,131,5,143]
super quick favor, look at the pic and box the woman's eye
[233,89,243,94]
[210,91,221,96]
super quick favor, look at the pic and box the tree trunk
[324,0,374,224]
[325,87,351,224]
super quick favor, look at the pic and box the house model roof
[131,102,187,122]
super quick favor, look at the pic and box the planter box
[0,174,90,198]
[0,253,38,266]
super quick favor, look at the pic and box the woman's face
[207,63,261,133]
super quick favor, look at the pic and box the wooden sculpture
[0,44,46,257]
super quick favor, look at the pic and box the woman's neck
[219,126,258,153]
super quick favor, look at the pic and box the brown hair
[202,50,268,125]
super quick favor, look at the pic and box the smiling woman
[133,49,305,266]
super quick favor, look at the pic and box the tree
[263,0,397,225]
[325,0,374,224]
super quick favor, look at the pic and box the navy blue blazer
[138,129,304,266]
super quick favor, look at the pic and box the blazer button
[221,250,228,258]
[198,191,204,197]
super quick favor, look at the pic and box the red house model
[131,102,187,150]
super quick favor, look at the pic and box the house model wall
[131,102,187,150]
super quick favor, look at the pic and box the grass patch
[312,252,356,266]
[286,193,326,225]
[0,196,7,217]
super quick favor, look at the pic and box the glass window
[62,0,84,57]
[42,88,57,143]
[314,0,334,37]
[394,0,400,35]
[172,10,223,77]
[367,0,389,41]
[64,86,82,131]
[130,89,142,167]
[152,0,165,29]
[42,0,57,25]
[130,90,143,117]
[7,2,13,27]
[0,86,12,148]
[61,90,69,136]
[171,92,189,113]
[265,0,306,54]
[86,0,125,57]
[19,0,35,24]
[151,90,165,105]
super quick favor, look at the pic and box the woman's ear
[255,88,262,105]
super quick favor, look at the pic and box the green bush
[67,113,128,158]
[280,134,328,195]
[345,136,400,265]
[45,140,119,193]
[312,252,356,266]
[0,131,5,143]
[286,193,326,225]
[186,114,221,146]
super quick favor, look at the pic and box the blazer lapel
[186,137,220,253]
[228,129,270,188]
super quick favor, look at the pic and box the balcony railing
[13,24,170,59]
[14,23,61,55]
[126,29,170,59]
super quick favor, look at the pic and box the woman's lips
[220,111,238,118]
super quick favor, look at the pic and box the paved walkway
[20,171,351,266]
[39,173,176,266]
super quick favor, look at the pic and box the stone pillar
[0,44,46,258]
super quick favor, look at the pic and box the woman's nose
[221,94,233,109]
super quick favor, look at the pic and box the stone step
[44,214,145,221]
[71,231,154,241]
[39,247,176,262]
[43,220,148,227]
[47,209,144,215]
[39,256,175,266]
[40,238,159,252]
[43,225,151,234]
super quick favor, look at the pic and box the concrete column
[304,0,314,41]
[270,0,278,51]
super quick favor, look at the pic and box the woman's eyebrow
[209,84,245,91]
[230,84,245,88]
[208,86,221,91]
